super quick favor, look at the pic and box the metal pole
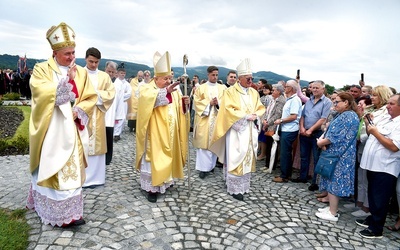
[182,54,191,196]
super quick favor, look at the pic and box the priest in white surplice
[210,59,265,201]
[113,66,132,141]
[193,66,226,179]
[83,47,115,187]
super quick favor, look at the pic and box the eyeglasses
[333,100,343,105]
[246,77,254,82]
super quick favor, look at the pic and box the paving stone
[1,127,400,249]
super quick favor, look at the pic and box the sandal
[387,225,400,232]
[315,192,328,198]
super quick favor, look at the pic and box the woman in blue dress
[315,92,360,222]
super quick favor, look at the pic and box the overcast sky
[1,0,399,89]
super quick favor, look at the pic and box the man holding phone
[356,94,400,238]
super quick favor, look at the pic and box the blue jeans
[299,130,324,183]
[365,171,397,234]
[279,131,299,179]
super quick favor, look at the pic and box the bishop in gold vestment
[210,59,265,201]
[135,51,189,203]
[26,22,97,227]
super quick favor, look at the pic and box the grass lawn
[0,105,31,249]
[14,106,30,140]
[0,209,30,250]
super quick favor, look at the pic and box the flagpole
[182,54,191,196]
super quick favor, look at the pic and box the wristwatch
[280,119,283,123]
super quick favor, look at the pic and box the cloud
[0,0,399,89]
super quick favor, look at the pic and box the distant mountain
[0,54,309,87]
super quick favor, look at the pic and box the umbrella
[267,125,280,174]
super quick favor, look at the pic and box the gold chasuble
[87,70,115,156]
[127,78,154,120]
[126,77,139,120]
[192,83,226,149]
[209,83,265,176]
[135,81,189,186]
[29,57,97,190]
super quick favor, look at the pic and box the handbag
[314,151,339,179]
[314,124,357,180]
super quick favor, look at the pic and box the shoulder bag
[314,128,356,180]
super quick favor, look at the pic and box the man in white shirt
[357,93,400,239]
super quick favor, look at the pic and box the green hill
[0,54,309,87]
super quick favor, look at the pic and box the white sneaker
[343,203,357,209]
[316,209,339,222]
[318,206,330,212]
[351,209,371,217]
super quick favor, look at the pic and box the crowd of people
[24,22,399,241]
[0,68,32,99]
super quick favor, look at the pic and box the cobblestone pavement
[1,127,400,249]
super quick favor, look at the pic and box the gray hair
[105,61,118,70]
[273,83,284,95]
[312,80,325,88]
[286,80,298,92]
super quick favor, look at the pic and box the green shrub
[0,136,29,156]
[2,92,21,100]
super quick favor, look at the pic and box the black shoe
[147,192,157,203]
[308,184,319,191]
[232,194,244,201]
[61,218,86,228]
[292,178,307,183]
[359,228,382,239]
[355,219,369,228]
[199,171,206,179]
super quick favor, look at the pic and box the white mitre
[236,58,252,76]
[153,51,171,77]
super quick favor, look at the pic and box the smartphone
[365,113,373,125]
[297,69,300,78]
[361,73,364,82]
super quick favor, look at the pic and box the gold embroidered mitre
[46,22,76,51]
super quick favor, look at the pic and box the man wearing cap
[135,51,190,202]
[113,65,132,142]
[26,22,97,227]
[210,59,265,201]
[83,47,115,188]
[193,66,227,179]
